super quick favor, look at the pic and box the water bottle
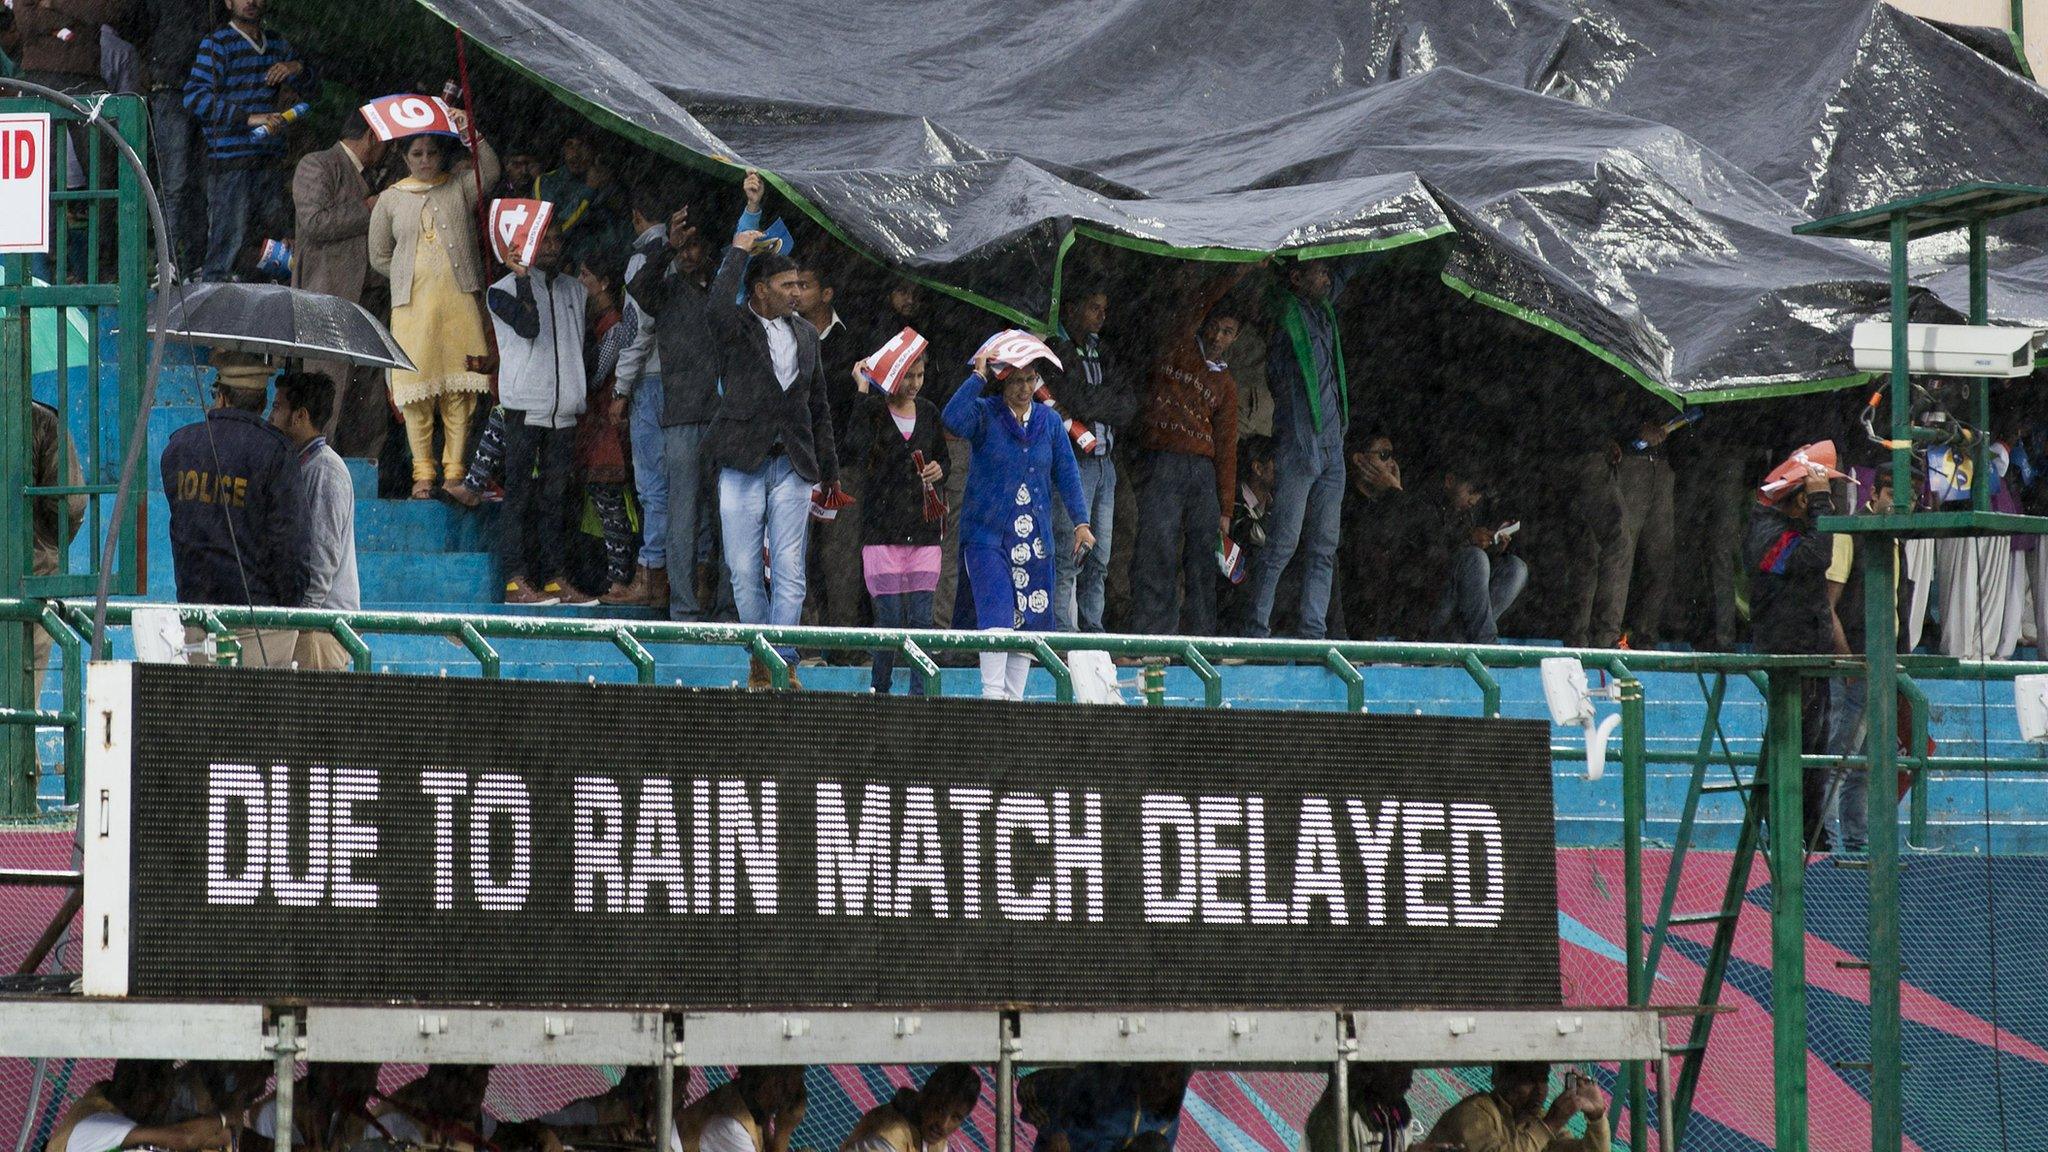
[253,102,311,139]
[257,239,293,280]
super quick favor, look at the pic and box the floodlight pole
[1765,669,1808,1152]
[1970,221,1993,514]
[1864,545,1902,1152]
[1860,209,1916,1152]
[1889,214,1911,514]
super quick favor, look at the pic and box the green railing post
[38,601,83,803]
[1766,667,1809,1152]
[1,283,32,812]
[1969,220,1992,515]
[113,97,146,591]
[612,628,656,685]
[1863,535,1904,1152]
[1028,637,1073,703]
[1608,658,1649,1152]
[1324,649,1364,712]
[749,634,791,689]
[456,622,499,678]
[1142,663,1167,707]
[1459,653,1501,717]
[332,619,371,673]
[1897,674,1930,848]
[1181,644,1222,708]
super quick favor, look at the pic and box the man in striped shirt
[181,0,315,280]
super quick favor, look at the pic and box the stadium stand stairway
[25,315,2048,854]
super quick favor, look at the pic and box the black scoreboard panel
[128,663,1559,1008]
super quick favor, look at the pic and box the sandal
[411,480,436,499]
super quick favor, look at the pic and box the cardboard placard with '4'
[489,199,553,268]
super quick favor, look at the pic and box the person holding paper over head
[848,328,947,694]
[366,95,500,501]
[943,331,1092,700]
[487,215,595,607]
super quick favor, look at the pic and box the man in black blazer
[704,228,841,687]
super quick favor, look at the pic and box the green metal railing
[6,594,2045,1152]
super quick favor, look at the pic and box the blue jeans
[1429,546,1529,644]
[662,422,709,620]
[201,166,284,282]
[870,590,935,694]
[1130,451,1221,636]
[720,456,812,653]
[1826,676,1870,851]
[147,92,207,274]
[630,380,669,569]
[1053,453,1116,632]
[1246,433,1345,638]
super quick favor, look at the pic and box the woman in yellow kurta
[369,130,501,498]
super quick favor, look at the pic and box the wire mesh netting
[9,816,2046,1152]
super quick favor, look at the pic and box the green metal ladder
[1642,671,1774,1151]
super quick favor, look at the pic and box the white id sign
[0,112,51,254]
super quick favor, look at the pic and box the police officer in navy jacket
[159,364,307,609]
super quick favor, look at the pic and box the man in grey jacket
[269,372,360,669]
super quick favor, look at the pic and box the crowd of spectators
[28,3,2048,705]
[46,1057,1612,1152]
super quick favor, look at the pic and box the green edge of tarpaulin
[2007,28,2037,80]
[1438,272,1877,406]
[405,0,1879,405]
[1048,222,1457,326]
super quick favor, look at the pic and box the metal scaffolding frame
[0,1002,1667,1152]
[10,598,2048,1150]
[1794,180,2048,1152]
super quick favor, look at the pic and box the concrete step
[355,497,497,553]
[359,551,499,604]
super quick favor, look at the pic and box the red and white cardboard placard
[359,94,463,143]
[0,113,51,254]
[488,199,554,267]
[860,326,928,394]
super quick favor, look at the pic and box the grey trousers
[1590,454,1676,647]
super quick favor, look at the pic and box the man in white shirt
[48,1061,230,1152]
[685,1067,807,1152]
[701,227,841,688]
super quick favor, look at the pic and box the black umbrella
[148,281,416,371]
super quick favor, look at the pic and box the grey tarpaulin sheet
[416,0,2048,400]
